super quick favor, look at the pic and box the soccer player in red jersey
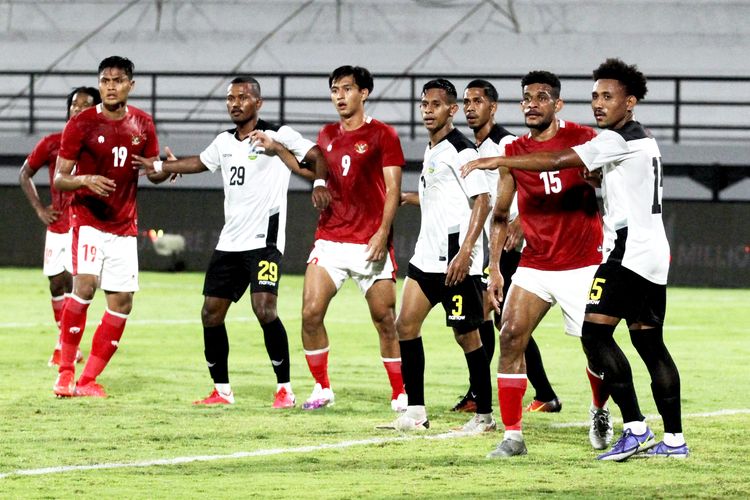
[19,86,100,366]
[300,65,406,412]
[463,71,612,457]
[51,56,170,398]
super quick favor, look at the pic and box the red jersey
[26,132,71,234]
[59,104,159,236]
[506,120,602,270]
[315,117,404,244]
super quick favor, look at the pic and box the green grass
[0,268,748,498]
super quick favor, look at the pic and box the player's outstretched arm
[445,192,489,287]
[19,161,58,225]
[365,165,401,262]
[54,156,116,196]
[132,149,207,182]
[463,148,583,175]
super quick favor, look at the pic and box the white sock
[277,382,292,393]
[477,412,493,423]
[406,405,427,420]
[663,432,685,447]
[503,430,523,442]
[623,420,648,435]
[215,383,232,395]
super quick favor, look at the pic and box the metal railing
[2,70,750,144]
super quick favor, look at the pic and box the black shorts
[585,262,666,326]
[481,248,521,295]
[203,247,282,302]
[407,263,484,334]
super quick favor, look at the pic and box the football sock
[78,309,127,386]
[304,346,330,389]
[261,317,291,384]
[586,365,610,409]
[497,373,527,431]
[663,432,686,447]
[629,326,683,433]
[623,420,648,435]
[382,357,405,399]
[277,382,292,392]
[465,346,492,414]
[203,324,230,384]
[58,294,91,372]
[478,320,495,364]
[51,294,65,328]
[504,429,524,442]
[581,321,644,424]
[399,337,425,406]
[215,383,232,395]
[525,335,557,402]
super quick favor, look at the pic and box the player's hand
[36,204,60,225]
[131,154,155,175]
[445,250,471,287]
[400,192,419,206]
[82,175,116,196]
[582,167,602,188]
[248,131,273,155]
[312,186,331,211]
[505,216,524,251]
[461,157,499,177]
[486,267,505,313]
[164,147,182,183]
[365,229,388,262]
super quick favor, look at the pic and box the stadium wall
[1,187,748,288]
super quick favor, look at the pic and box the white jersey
[411,128,490,274]
[476,124,519,233]
[572,121,669,284]
[200,119,314,253]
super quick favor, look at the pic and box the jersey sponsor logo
[354,141,368,154]
[97,135,105,144]
[131,135,142,146]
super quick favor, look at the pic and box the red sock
[498,373,528,431]
[586,366,610,408]
[382,357,405,399]
[304,347,330,389]
[78,309,128,386]
[51,295,65,329]
[59,295,91,372]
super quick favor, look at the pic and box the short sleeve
[143,117,160,158]
[58,117,84,161]
[379,125,405,168]
[276,125,315,161]
[460,148,489,198]
[572,130,628,172]
[26,136,52,171]
[199,135,222,172]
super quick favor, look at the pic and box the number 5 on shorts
[589,278,606,301]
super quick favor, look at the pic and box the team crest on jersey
[131,135,142,146]
[97,135,105,144]
[354,141,368,154]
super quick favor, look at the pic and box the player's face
[421,88,457,133]
[98,67,133,110]
[330,75,367,119]
[68,92,96,119]
[521,83,561,131]
[463,88,496,131]
[226,83,262,125]
[591,79,635,130]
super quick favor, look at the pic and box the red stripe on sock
[498,374,527,431]
[305,350,330,389]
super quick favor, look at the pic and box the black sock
[629,326,682,433]
[204,324,229,384]
[399,337,425,406]
[465,346,492,414]
[478,320,495,364]
[525,335,557,402]
[261,317,290,384]
[581,321,643,423]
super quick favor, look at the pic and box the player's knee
[201,304,224,327]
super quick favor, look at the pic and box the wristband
[313,179,326,188]
[153,160,163,173]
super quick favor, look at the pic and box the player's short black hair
[521,70,561,99]
[329,65,374,94]
[593,58,648,100]
[229,76,262,96]
[98,56,134,79]
[465,79,498,102]
[66,86,101,119]
[422,78,458,103]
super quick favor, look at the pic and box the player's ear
[554,98,564,113]
[128,78,136,92]
[256,97,264,110]
[449,102,459,116]
[360,87,370,103]
[625,95,637,112]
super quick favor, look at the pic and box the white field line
[550,408,750,428]
[1,409,748,480]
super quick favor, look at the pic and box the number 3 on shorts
[589,278,606,301]
[451,294,463,317]
[258,260,278,283]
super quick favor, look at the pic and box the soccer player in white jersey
[382,79,493,433]
[134,76,330,408]
[462,59,687,460]
[458,79,563,415]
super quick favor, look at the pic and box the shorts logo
[69,327,81,335]
[354,141,368,154]
[131,135,142,146]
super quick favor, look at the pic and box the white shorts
[307,239,396,294]
[511,265,598,337]
[72,226,139,292]
[43,230,72,276]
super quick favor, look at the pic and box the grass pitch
[0,268,748,498]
